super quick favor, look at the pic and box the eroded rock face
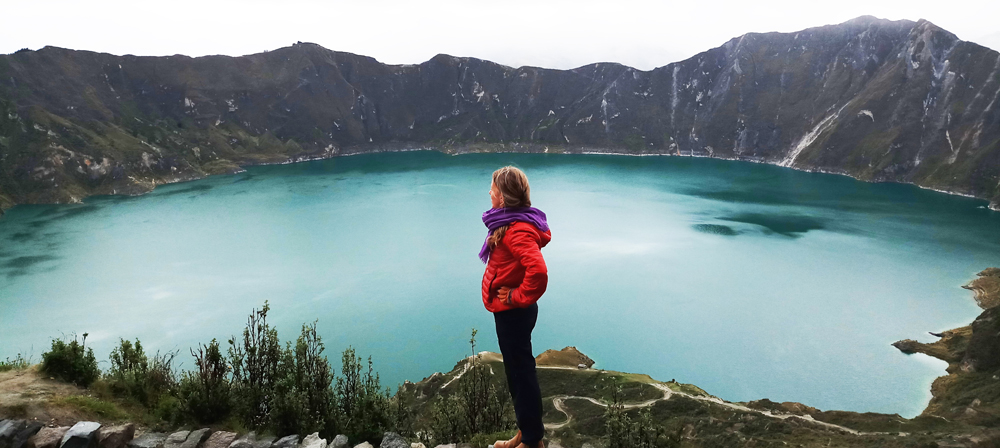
[962,307,1000,372]
[1,16,998,209]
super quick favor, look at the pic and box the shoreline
[0,145,997,213]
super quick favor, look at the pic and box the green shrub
[0,353,29,372]
[180,339,231,423]
[605,384,678,448]
[106,338,177,407]
[41,333,100,387]
[337,347,391,443]
[427,394,467,445]
[229,301,282,429]
[456,329,515,436]
[271,322,336,437]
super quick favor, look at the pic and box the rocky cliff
[1,16,999,210]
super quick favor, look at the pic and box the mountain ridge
[1,16,998,211]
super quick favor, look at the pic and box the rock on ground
[352,443,372,448]
[11,421,43,448]
[298,434,325,448]
[126,433,166,448]
[178,429,210,448]
[0,420,25,440]
[96,425,134,448]
[327,436,347,448]
[28,427,69,448]
[378,434,406,448]
[227,433,272,448]
[409,444,425,448]
[60,422,101,448]
[272,435,298,448]
[201,432,235,448]
[162,432,189,448]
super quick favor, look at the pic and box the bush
[337,346,391,443]
[0,353,29,372]
[229,301,282,429]
[605,384,678,448]
[457,329,515,436]
[41,333,100,387]
[271,321,336,437]
[180,339,231,423]
[106,338,178,407]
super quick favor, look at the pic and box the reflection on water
[0,151,998,418]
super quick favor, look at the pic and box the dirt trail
[0,366,91,425]
[542,376,870,436]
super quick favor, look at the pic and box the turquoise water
[1,151,997,417]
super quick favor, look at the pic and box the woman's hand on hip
[497,286,512,305]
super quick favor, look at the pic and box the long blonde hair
[488,166,531,249]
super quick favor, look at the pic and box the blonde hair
[488,166,531,249]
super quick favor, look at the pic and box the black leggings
[494,303,543,445]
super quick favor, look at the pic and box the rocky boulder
[200,432,235,448]
[10,422,43,448]
[351,443,372,448]
[0,421,27,444]
[27,427,69,448]
[378,433,406,448]
[227,433,272,448]
[60,422,101,448]
[96,425,134,448]
[297,434,324,448]
[126,433,166,448]
[272,435,298,448]
[162,432,189,448]
[327,436,347,448]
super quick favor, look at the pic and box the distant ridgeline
[0,15,998,210]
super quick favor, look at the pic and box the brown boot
[493,430,521,448]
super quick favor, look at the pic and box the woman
[480,166,551,448]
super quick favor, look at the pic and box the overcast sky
[2,0,997,71]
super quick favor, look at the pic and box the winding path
[539,371,871,436]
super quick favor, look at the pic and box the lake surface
[1,151,997,417]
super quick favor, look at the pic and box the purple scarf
[479,206,549,264]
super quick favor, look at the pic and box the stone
[227,433,271,448]
[272,436,298,448]
[162,432,189,448]
[60,422,101,448]
[351,444,372,448]
[28,427,69,448]
[298,434,325,448]
[96,425,134,448]
[178,430,210,448]
[327,436,348,448]
[0,421,27,448]
[409,445,424,448]
[378,434,406,448]
[11,422,43,448]
[200,433,234,448]
[126,433,166,448]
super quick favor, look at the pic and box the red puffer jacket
[481,221,552,313]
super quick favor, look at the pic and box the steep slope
[1,16,998,210]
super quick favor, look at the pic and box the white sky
[1,0,997,71]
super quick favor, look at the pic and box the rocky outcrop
[200,433,235,448]
[535,346,595,368]
[1,17,998,210]
[376,433,405,448]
